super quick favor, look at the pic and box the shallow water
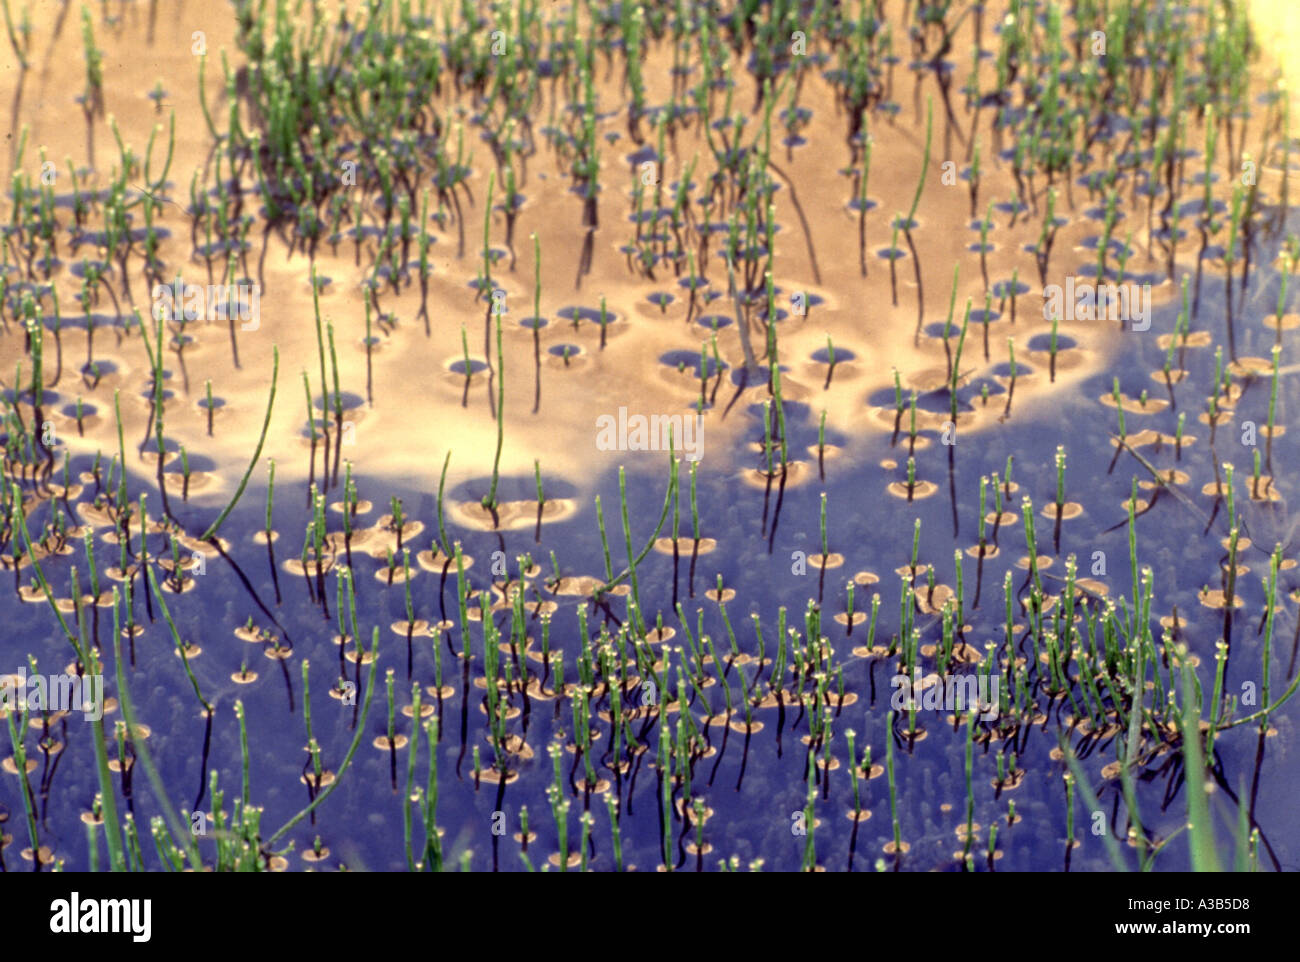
[1,0,1299,871]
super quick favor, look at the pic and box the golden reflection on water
[0,0,1197,519]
